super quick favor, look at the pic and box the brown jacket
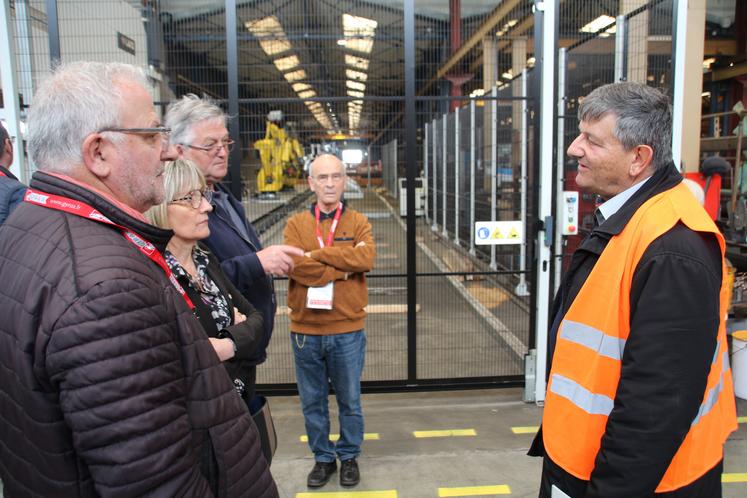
[284,203,375,334]
[0,172,277,498]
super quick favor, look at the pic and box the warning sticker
[474,221,523,245]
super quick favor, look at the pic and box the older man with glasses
[166,94,303,403]
[0,62,277,497]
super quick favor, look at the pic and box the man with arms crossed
[284,154,375,488]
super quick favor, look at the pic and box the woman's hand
[209,337,236,361]
[233,307,246,324]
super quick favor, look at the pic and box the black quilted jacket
[0,172,278,498]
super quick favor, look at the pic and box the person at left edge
[0,122,26,225]
[0,61,277,497]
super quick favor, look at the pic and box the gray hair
[165,94,227,146]
[578,82,672,171]
[145,159,206,229]
[27,61,150,171]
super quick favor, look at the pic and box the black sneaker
[307,461,337,488]
[340,458,360,487]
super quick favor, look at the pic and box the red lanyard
[24,188,195,310]
[315,202,343,248]
[0,171,6,177]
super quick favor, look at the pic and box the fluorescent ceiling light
[293,82,312,93]
[470,88,485,97]
[346,80,366,91]
[345,38,374,54]
[527,57,536,67]
[580,15,616,34]
[273,55,300,72]
[345,54,369,71]
[347,90,365,98]
[346,69,368,81]
[259,39,292,56]
[298,90,316,99]
[284,69,307,82]
[247,16,292,56]
[502,69,513,80]
[342,13,377,54]
[703,57,716,69]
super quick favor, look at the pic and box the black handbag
[248,395,277,465]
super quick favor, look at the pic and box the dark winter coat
[530,164,724,498]
[0,164,26,225]
[0,172,278,498]
[202,183,276,365]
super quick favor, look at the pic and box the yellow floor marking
[413,429,477,438]
[738,416,747,423]
[511,426,539,434]
[300,433,380,443]
[438,485,511,497]
[278,305,419,315]
[296,491,397,498]
[722,473,747,483]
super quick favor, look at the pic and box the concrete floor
[268,388,747,498]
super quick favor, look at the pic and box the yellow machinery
[254,111,305,197]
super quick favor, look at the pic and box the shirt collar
[597,176,651,225]
[309,201,345,220]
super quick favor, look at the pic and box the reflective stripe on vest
[542,182,738,492]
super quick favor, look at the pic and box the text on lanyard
[23,188,195,310]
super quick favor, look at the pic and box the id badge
[306,282,334,310]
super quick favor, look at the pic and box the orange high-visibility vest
[543,182,737,492]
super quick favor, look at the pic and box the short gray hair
[165,94,227,146]
[145,159,206,229]
[27,61,150,171]
[578,82,672,171]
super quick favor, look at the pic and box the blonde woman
[147,159,263,403]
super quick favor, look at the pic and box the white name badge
[306,282,334,310]
[551,485,572,498]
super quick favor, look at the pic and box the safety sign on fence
[474,221,523,245]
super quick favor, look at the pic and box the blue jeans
[291,330,366,463]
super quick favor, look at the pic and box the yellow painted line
[296,491,397,498]
[738,416,747,423]
[511,426,539,434]
[300,433,380,443]
[438,485,511,497]
[413,429,477,438]
[722,473,747,483]
[279,305,419,315]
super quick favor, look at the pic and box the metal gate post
[490,85,497,270]
[432,118,439,231]
[454,106,460,244]
[553,48,567,295]
[532,0,557,404]
[469,99,476,255]
[442,113,448,237]
[516,70,530,296]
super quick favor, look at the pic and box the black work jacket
[530,164,724,498]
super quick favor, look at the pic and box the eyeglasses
[184,139,235,155]
[98,126,171,144]
[169,189,213,209]
[313,173,345,183]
